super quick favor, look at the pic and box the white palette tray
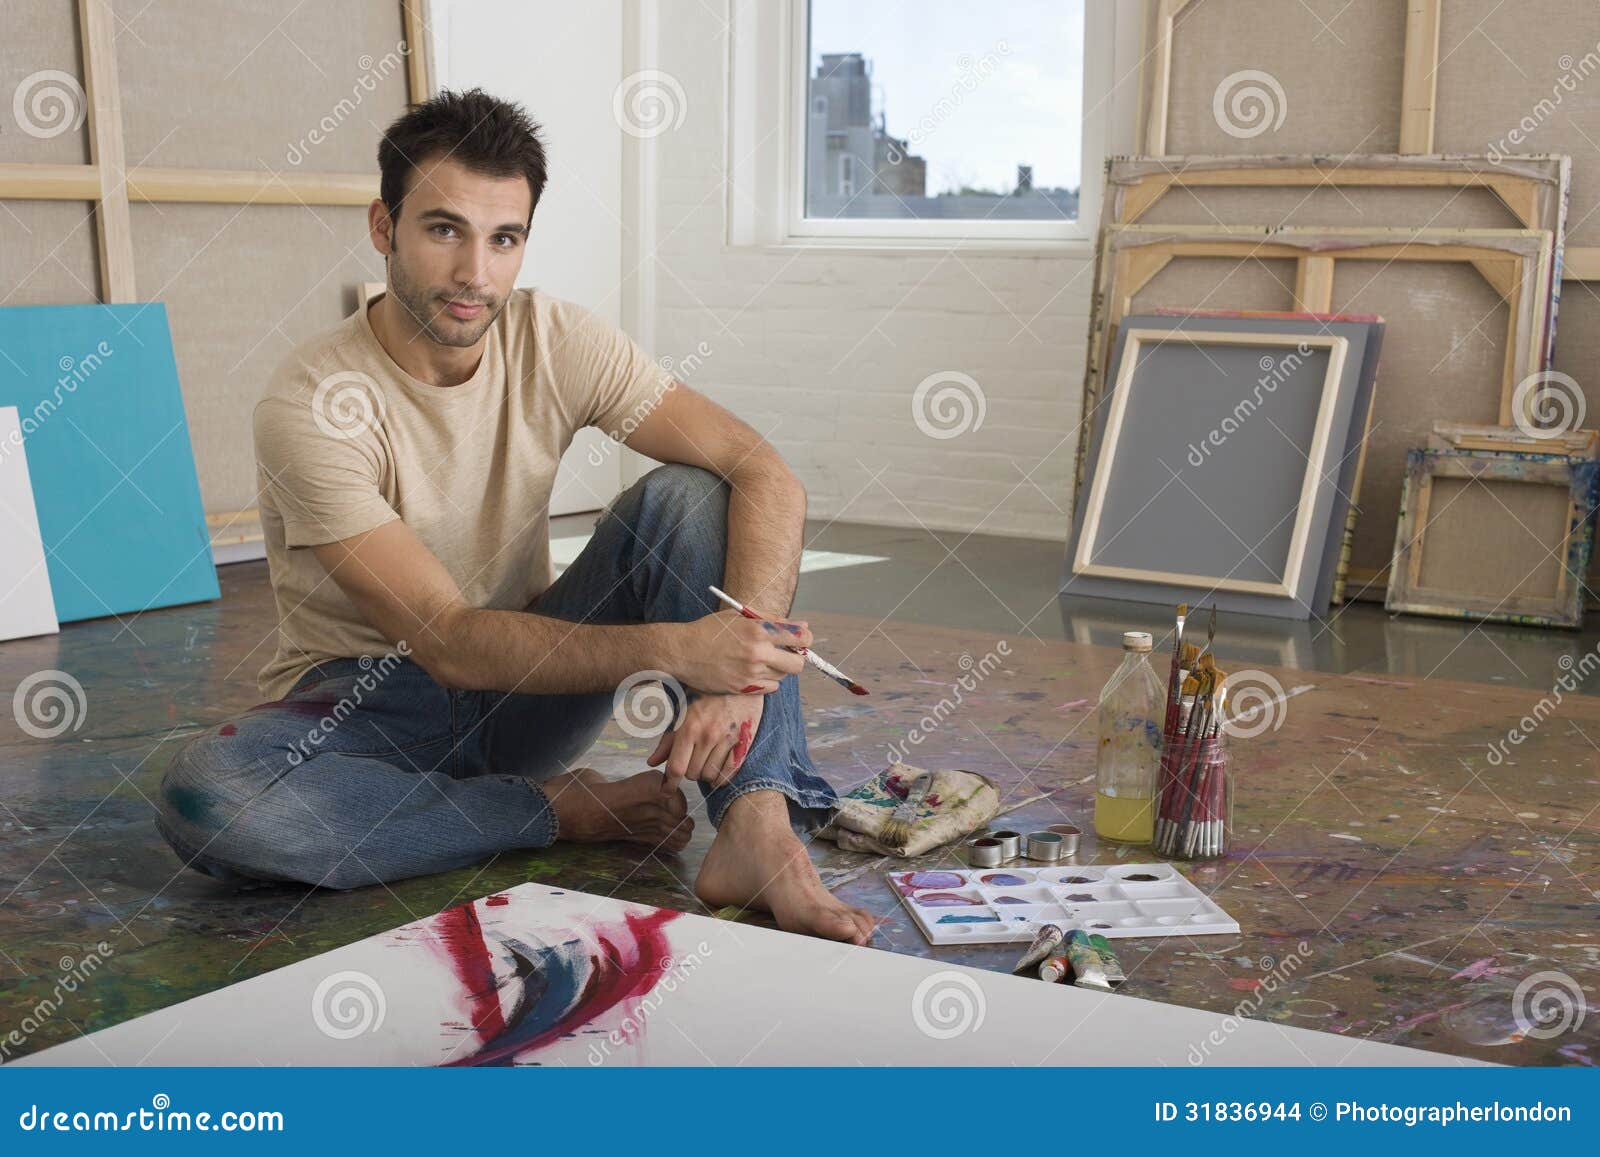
[889,862,1240,946]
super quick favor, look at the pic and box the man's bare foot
[543,768,693,853]
[693,790,877,944]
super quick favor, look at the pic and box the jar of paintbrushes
[1153,605,1233,860]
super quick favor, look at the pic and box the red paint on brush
[732,719,753,765]
[846,681,869,696]
[431,902,508,1044]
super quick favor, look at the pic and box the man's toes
[850,909,879,942]
[816,907,866,943]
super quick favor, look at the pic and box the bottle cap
[1122,631,1153,652]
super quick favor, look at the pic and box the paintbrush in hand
[708,585,869,696]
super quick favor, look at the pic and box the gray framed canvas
[1146,311,1386,609]
[1063,313,1382,619]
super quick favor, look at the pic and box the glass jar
[1094,631,1163,844]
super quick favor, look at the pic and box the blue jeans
[155,465,839,890]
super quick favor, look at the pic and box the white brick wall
[646,7,1096,542]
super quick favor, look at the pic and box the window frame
[784,0,1114,245]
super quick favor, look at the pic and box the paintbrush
[876,769,934,851]
[707,585,869,696]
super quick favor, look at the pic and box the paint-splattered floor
[2,559,1597,1066]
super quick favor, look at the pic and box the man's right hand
[666,610,812,694]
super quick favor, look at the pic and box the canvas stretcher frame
[1139,0,1600,283]
[1076,224,1556,595]
[1386,448,1600,629]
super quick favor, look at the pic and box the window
[726,1,1130,248]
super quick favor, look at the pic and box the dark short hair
[377,87,548,225]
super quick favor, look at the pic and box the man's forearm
[722,452,807,615]
[433,609,679,694]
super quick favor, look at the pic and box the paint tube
[1088,933,1126,989]
[1064,930,1112,991]
[1038,954,1072,984]
[1012,923,1065,976]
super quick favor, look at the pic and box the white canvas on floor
[17,883,1474,1067]
[0,406,59,642]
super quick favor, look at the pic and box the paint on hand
[740,684,763,694]
[732,719,753,766]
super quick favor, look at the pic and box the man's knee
[633,463,728,520]
[156,733,343,888]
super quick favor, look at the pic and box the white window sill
[732,236,1099,258]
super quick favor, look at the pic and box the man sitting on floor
[155,88,875,945]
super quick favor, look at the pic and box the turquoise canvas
[0,303,219,622]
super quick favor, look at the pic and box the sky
[808,0,1085,195]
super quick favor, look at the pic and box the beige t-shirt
[252,287,663,699]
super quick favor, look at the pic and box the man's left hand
[648,692,763,795]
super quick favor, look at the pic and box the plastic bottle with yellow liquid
[1094,631,1163,844]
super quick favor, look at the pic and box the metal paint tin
[989,829,1023,859]
[1025,831,1063,861]
[1046,823,1082,856]
[966,836,1005,867]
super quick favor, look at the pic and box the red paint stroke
[432,903,508,1044]
[1228,978,1262,992]
[218,723,237,736]
[732,719,753,765]
[458,908,683,1066]
[484,894,510,907]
